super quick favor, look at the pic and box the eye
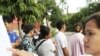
[83,32,86,35]
[85,31,94,36]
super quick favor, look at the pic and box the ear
[5,23,10,26]
[62,25,64,29]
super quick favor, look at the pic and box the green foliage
[50,7,62,27]
[0,0,67,26]
[51,27,57,37]
[37,0,66,27]
[0,0,46,24]
[37,0,56,10]
[67,2,100,31]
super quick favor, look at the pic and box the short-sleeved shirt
[55,31,68,56]
[36,39,56,56]
[71,32,85,56]
[8,31,19,43]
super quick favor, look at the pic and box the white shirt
[36,39,55,56]
[55,31,68,56]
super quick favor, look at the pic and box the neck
[7,28,13,32]
[7,24,13,32]
[45,36,50,39]
[60,29,64,32]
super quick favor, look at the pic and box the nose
[83,36,88,43]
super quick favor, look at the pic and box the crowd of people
[2,12,100,56]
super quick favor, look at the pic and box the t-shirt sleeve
[14,32,19,41]
[43,39,55,52]
[49,40,56,52]
[8,32,20,43]
[59,35,68,48]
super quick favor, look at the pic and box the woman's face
[84,19,100,55]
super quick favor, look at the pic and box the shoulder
[75,33,84,38]
[71,33,84,40]
[71,33,82,37]
[55,32,65,38]
[43,39,53,44]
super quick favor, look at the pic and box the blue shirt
[8,31,19,43]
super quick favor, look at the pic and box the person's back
[55,31,68,56]
[55,21,69,56]
[71,24,85,56]
[36,25,56,56]
[37,39,55,56]
[71,32,84,56]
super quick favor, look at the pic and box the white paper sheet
[0,15,12,56]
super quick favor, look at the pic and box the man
[3,14,20,48]
[55,21,69,56]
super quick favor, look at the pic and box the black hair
[39,25,50,39]
[85,12,100,29]
[3,14,15,23]
[22,24,34,34]
[56,21,65,30]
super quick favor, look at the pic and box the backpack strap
[35,40,46,51]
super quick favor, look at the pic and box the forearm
[8,49,34,56]
[62,48,69,56]
[12,40,20,48]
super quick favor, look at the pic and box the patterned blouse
[22,35,35,52]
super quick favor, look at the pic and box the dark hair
[22,24,34,34]
[56,21,65,30]
[74,23,83,32]
[39,25,50,39]
[3,14,15,23]
[85,12,100,29]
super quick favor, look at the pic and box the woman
[36,25,56,56]
[84,12,100,56]
[22,24,35,52]
[71,24,85,56]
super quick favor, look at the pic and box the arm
[8,49,33,56]
[59,35,69,56]
[62,47,69,56]
[12,33,21,48]
[78,34,85,55]
[51,39,57,56]
[12,39,20,48]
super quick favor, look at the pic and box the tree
[50,6,63,27]
[67,2,100,31]
[37,0,66,27]
[0,0,67,26]
[0,0,46,23]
